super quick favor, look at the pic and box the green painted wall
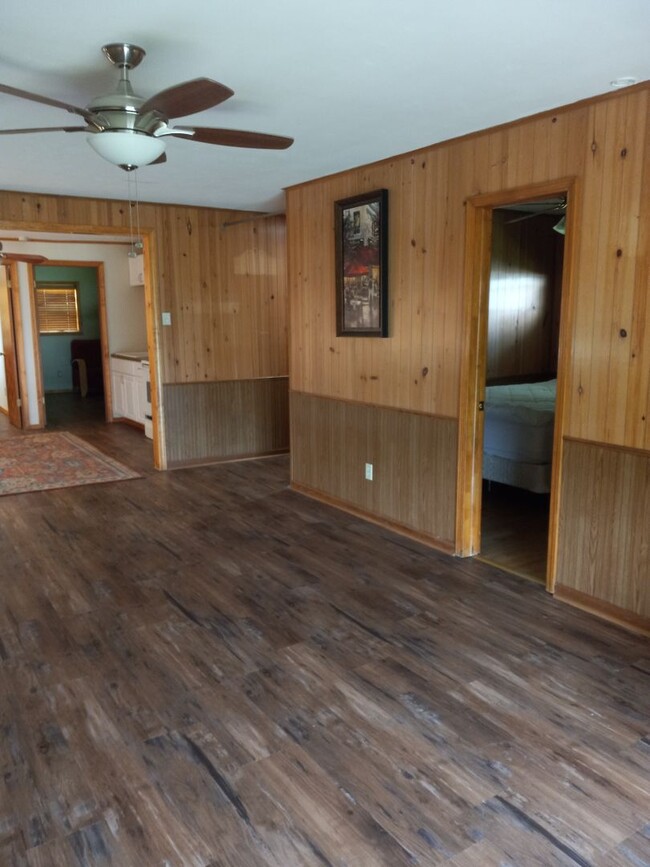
[34,265,100,393]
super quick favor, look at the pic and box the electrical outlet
[162,311,172,326]
[365,462,373,481]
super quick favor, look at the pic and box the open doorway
[34,262,109,430]
[477,199,565,582]
[0,230,162,467]
[456,178,575,592]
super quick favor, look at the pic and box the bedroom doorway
[456,178,576,592]
[478,199,565,582]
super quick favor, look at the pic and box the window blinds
[36,286,80,334]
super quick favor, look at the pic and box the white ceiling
[1,0,648,213]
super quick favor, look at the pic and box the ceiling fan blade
[505,212,542,225]
[172,126,294,149]
[0,253,48,264]
[0,83,92,122]
[139,78,234,119]
[505,203,566,225]
[0,126,87,136]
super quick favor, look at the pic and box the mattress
[482,453,552,495]
[483,380,556,464]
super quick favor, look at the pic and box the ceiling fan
[0,43,294,171]
[0,242,47,265]
[504,198,566,225]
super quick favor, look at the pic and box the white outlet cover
[162,312,172,326]
[365,463,373,481]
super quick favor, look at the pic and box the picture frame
[335,188,388,337]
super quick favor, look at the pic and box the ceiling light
[87,130,165,169]
[610,77,638,89]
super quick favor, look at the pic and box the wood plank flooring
[479,481,550,583]
[0,409,649,865]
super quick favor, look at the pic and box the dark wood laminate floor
[0,414,649,865]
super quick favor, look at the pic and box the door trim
[0,264,23,428]
[455,176,579,593]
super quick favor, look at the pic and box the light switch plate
[162,312,172,326]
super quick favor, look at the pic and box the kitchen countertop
[111,351,148,362]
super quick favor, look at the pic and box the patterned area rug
[0,432,141,496]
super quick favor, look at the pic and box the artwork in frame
[335,188,388,337]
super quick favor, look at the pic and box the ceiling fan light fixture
[87,130,165,169]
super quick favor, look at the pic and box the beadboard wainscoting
[290,391,457,549]
[555,438,650,630]
[164,377,289,466]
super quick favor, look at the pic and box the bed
[482,379,556,494]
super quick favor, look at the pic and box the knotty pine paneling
[290,392,457,547]
[287,85,650,450]
[556,439,650,619]
[487,211,562,383]
[567,94,649,449]
[163,212,288,385]
[0,193,288,386]
[164,377,289,465]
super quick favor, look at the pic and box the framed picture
[335,188,388,337]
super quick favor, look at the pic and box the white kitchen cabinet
[110,356,146,424]
[111,370,126,418]
[128,253,145,287]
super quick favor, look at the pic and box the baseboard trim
[290,481,455,555]
[554,584,650,637]
[112,417,145,431]
[167,448,289,470]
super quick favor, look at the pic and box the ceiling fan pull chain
[126,171,135,256]
[134,170,143,252]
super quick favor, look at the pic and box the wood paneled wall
[287,84,650,618]
[291,392,457,547]
[164,378,289,465]
[487,211,562,383]
[556,439,650,624]
[0,193,289,465]
[287,85,650,448]
[158,212,287,384]
[0,194,287,385]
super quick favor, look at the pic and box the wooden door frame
[31,260,113,425]
[455,176,579,593]
[0,264,24,428]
